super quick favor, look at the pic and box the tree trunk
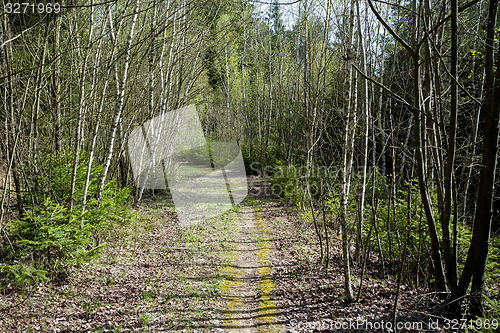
[339,0,357,303]
[458,0,499,317]
[355,0,369,263]
[97,0,140,205]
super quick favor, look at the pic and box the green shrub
[271,161,302,205]
[272,161,334,204]
[0,263,49,286]
[468,296,500,332]
[485,236,500,292]
[1,152,132,286]
[6,199,105,281]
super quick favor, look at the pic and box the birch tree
[339,0,358,303]
[97,0,140,206]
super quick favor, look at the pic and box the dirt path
[0,180,285,332]
[4,176,413,333]
[220,203,279,332]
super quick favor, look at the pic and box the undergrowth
[270,161,500,317]
[0,153,133,288]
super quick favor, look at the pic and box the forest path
[0,178,286,332]
[220,202,279,332]
[0,178,463,332]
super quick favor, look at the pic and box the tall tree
[339,0,357,303]
[458,0,500,317]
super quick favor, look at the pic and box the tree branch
[352,63,415,111]
[366,0,415,56]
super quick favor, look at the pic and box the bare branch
[366,0,415,56]
[352,63,414,110]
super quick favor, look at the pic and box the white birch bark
[339,0,357,303]
[97,0,140,205]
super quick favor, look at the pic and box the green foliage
[365,178,425,260]
[485,236,500,293]
[270,161,304,206]
[468,297,500,332]
[35,152,99,204]
[456,222,473,274]
[0,263,48,286]
[4,197,123,284]
[7,199,104,279]
[271,163,485,290]
[1,153,132,286]
[35,152,133,228]
[325,190,357,222]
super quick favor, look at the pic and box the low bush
[0,152,132,287]
[270,161,330,206]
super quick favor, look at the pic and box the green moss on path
[219,202,280,332]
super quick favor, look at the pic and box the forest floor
[0,178,448,332]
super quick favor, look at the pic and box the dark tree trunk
[458,0,499,317]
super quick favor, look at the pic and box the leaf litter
[1,182,453,332]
